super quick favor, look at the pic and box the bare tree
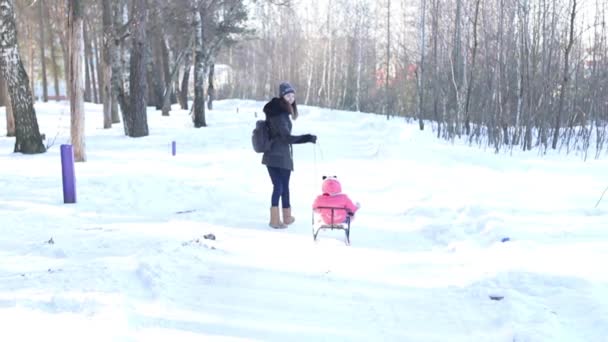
[161,45,191,116]
[84,20,99,104]
[463,0,481,136]
[179,50,191,110]
[192,0,249,127]
[83,20,92,103]
[45,1,61,100]
[385,0,391,118]
[416,0,426,130]
[207,59,215,110]
[1,79,15,136]
[38,0,48,102]
[110,0,126,126]
[125,0,150,137]
[192,6,207,127]
[5,0,606,157]
[551,0,577,149]
[68,0,86,162]
[101,0,112,128]
[0,0,46,154]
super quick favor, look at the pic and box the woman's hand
[305,134,317,144]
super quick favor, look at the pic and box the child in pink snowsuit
[312,176,360,225]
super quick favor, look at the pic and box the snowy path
[1,100,608,341]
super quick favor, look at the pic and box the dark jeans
[267,166,291,208]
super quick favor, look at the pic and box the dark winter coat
[261,98,311,171]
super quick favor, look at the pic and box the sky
[1,99,608,341]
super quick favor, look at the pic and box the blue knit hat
[279,82,295,97]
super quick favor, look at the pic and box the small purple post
[60,144,76,203]
[171,141,176,156]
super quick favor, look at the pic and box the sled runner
[312,206,352,245]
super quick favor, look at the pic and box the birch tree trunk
[518,0,532,150]
[192,8,207,128]
[464,0,481,135]
[111,0,128,132]
[68,0,86,162]
[1,79,15,136]
[551,0,576,149]
[207,60,215,110]
[94,32,103,104]
[38,0,48,102]
[431,0,441,137]
[179,51,191,110]
[385,0,391,118]
[449,0,464,138]
[161,47,189,116]
[147,8,164,110]
[102,0,112,128]
[27,22,35,101]
[83,21,92,103]
[47,4,61,100]
[126,0,149,137]
[0,0,46,154]
[87,23,99,104]
[417,0,426,130]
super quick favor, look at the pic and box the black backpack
[252,119,272,153]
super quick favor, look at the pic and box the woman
[262,82,317,229]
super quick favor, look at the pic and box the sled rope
[595,185,608,208]
[313,142,319,191]
[313,142,325,190]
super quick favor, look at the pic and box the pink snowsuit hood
[313,177,359,225]
[322,178,342,195]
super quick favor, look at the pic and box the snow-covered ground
[1,100,607,341]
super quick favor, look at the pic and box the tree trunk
[326,0,333,107]
[83,21,92,103]
[179,51,191,110]
[160,32,171,99]
[111,0,127,131]
[417,0,426,130]
[68,0,86,162]
[518,0,532,150]
[38,0,48,102]
[431,0,441,137]
[0,0,46,154]
[1,80,15,137]
[47,5,61,100]
[551,0,576,149]
[463,0,481,135]
[54,15,70,98]
[102,0,113,128]
[0,78,4,107]
[161,47,189,116]
[26,22,36,102]
[88,22,99,104]
[193,9,207,128]
[93,31,103,105]
[207,61,215,110]
[146,44,164,110]
[385,0,391,118]
[109,0,123,124]
[126,0,149,137]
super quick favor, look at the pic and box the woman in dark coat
[262,82,317,228]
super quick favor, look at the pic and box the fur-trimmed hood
[263,97,291,118]
[322,177,342,195]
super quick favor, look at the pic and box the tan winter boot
[282,207,295,225]
[269,207,287,229]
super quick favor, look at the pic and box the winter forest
[0,0,607,158]
[3,1,608,339]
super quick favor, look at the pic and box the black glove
[307,134,317,144]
